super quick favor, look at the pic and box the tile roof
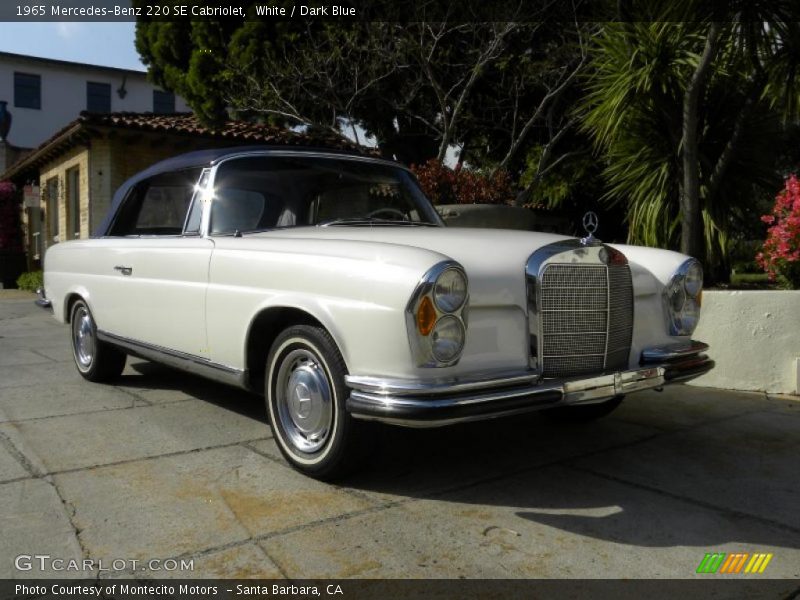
[77,112,361,148]
[2,111,372,181]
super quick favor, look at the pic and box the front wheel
[265,325,366,480]
[70,299,126,382]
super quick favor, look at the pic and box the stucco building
[0,50,189,173]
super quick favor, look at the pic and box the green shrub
[16,270,43,292]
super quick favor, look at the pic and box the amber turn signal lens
[417,296,437,336]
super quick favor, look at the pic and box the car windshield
[209,155,442,235]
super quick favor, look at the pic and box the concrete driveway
[1,291,799,582]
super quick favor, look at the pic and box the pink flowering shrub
[756,174,800,289]
[0,181,23,253]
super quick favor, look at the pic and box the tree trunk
[680,22,722,261]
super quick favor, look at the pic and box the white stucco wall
[0,53,189,149]
[689,290,800,395]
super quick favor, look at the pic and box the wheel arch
[64,290,90,323]
[244,305,349,393]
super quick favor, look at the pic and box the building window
[66,167,80,239]
[153,90,175,114]
[86,82,111,113]
[14,72,41,109]
[46,177,59,245]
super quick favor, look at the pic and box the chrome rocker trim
[96,330,247,389]
[346,341,713,427]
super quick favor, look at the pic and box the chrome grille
[538,262,633,378]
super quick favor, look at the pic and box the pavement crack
[48,437,271,477]
[0,474,36,486]
[45,473,92,561]
[29,349,59,363]
[112,385,154,406]
[255,542,291,579]
[0,397,197,425]
[0,428,43,478]
[240,441,285,468]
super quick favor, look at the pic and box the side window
[109,169,201,236]
[210,189,266,235]
[135,186,189,232]
[209,158,288,234]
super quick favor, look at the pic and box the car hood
[245,226,572,307]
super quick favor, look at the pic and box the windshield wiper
[318,217,432,227]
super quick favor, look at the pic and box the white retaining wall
[689,290,800,395]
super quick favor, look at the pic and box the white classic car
[40,147,713,479]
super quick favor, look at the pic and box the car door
[98,168,213,358]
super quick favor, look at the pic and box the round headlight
[679,298,700,333]
[684,261,703,297]
[433,268,467,313]
[668,283,685,313]
[431,315,465,362]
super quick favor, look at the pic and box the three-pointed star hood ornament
[580,211,600,246]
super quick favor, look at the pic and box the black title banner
[4,579,798,600]
[0,0,769,23]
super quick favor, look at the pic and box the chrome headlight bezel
[406,261,469,367]
[665,258,703,336]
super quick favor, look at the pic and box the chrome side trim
[641,340,709,362]
[96,330,248,389]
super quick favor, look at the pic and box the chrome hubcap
[275,349,333,453]
[72,307,94,369]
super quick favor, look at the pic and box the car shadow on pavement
[114,359,268,422]
[345,412,800,552]
[106,361,800,553]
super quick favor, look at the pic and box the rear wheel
[265,324,366,480]
[544,395,624,422]
[70,299,126,382]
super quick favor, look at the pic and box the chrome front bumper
[345,341,714,427]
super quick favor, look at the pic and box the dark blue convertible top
[92,145,382,237]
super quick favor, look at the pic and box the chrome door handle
[114,265,133,276]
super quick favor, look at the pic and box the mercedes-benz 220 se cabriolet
[39,147,713,479]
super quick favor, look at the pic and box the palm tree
[580,12,800,280]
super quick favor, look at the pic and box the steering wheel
[367,207,408,221]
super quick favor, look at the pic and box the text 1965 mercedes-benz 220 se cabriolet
[39,147,713,479]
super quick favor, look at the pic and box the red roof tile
[2,112,373,181]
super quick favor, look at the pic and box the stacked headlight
[408,263,469,367]
[665,259,703,336]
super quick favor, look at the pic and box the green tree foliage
[134,5,593,175]
[581,6,800,277]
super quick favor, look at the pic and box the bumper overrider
[34,287,53,312]
[345,341,713,427]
